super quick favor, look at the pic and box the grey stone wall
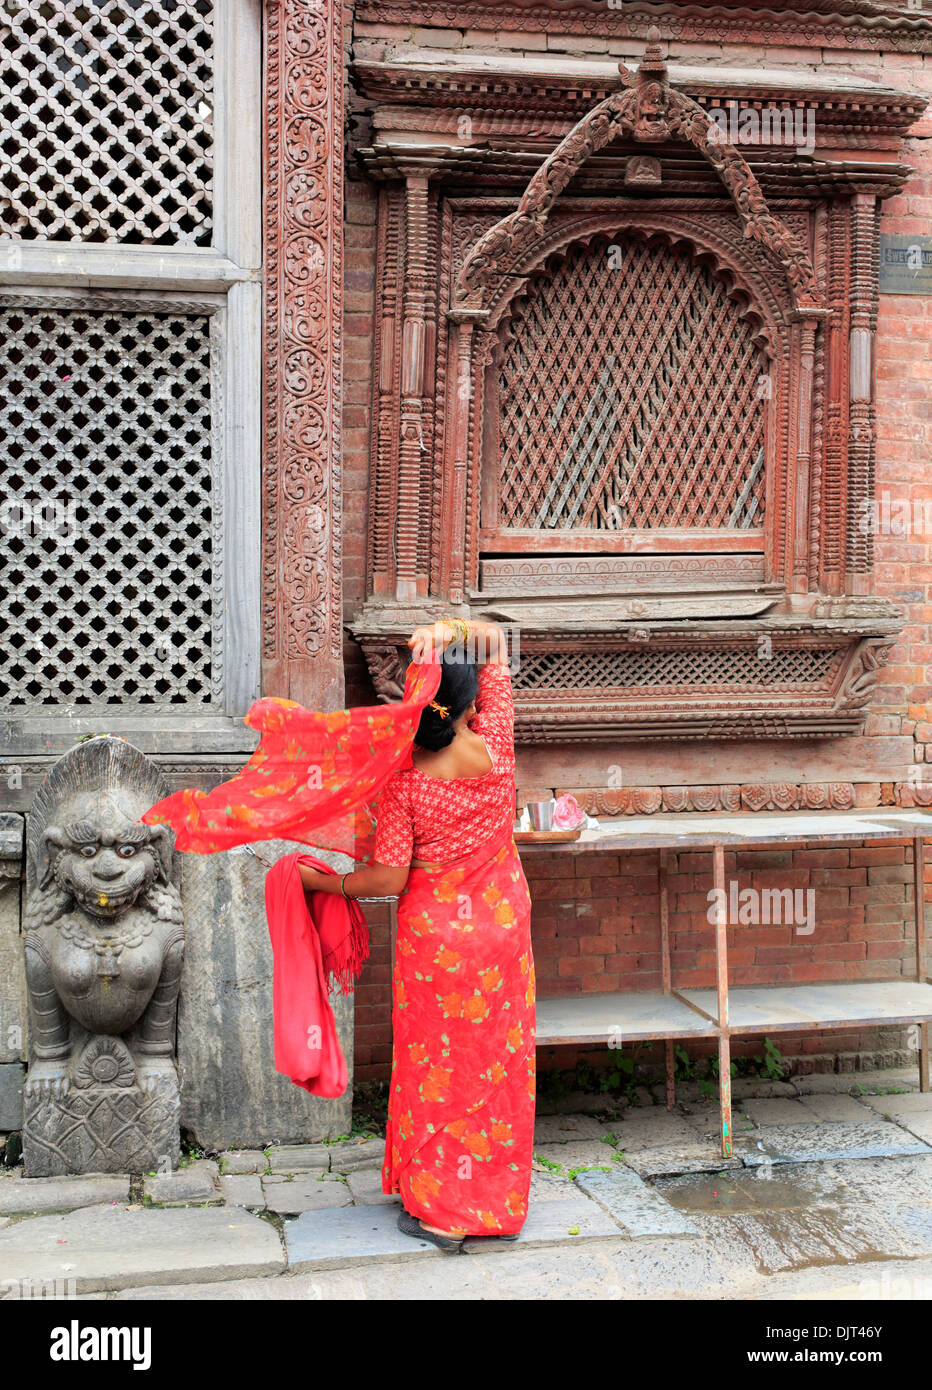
[177,840,354,1151]
[0,814,26,1131]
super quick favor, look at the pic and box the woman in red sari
[298,618,536,1251]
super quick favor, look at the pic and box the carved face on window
[41,816,167,920]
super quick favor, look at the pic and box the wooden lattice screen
[497,236,768,534]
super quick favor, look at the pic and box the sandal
[397,1207,465,1253]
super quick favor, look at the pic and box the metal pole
[659,849,675,1109]
[713,843,732,1157]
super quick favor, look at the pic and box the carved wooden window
[0,0,214,244]
[486,233,769,552]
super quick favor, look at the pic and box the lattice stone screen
[498,236,767,531]
[0,303,219,705]
[0,0,213,243]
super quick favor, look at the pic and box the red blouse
[373,663,517,867]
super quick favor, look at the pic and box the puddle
[655,1164,856,1215]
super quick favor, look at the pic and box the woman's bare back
[410,726,493,781]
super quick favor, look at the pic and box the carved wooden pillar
[790,313,818,595]
[262,0,344,707]
[847,192,879,596]
[445,310,479,607]
[395,173,431,602]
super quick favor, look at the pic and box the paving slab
[739,1120,932,1167]
[327,1138,385,1173]
[286,1202,444,1271]
[730,1079,797,1100]
[789,1073,863,1095]
[464,1246,626,1299]
[795,1093,874,1123]
[740,1098,818,1126]
[219,1151,268,1175]
[345,1169,399,1206]
[533,1141,617,1172]
[847,1068,921,1094]
[144,1160,220,1206]
[529,1170,582,1203]
[533,1113,606,1144]
[888,1113,932,1145]
[0,1203,285,1293]
[603,1227,758,1298]
[858,1091,932,1117]
[220,1175,265,1208]
[266,1144,330,1173]
[624,1143,743,1179]
[262,1176,353,1215]
[461,1197,623,1255]
[831,1153,932,1205]
[0,1174,129,1217]
[611,1112,702,1151]
[575,1165,699,1239]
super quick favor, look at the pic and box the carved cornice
[356,0,932,53]
[452,33,821,312]
[563,782,857,816]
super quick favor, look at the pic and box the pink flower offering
[552,794,583,830]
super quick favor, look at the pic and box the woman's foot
[397,1207,465,1253]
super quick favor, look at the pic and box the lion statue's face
[44,818,164,921]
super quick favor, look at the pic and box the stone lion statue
[22,736,185,1175]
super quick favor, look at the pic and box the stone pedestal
[177,840,354,1150]
[23,1037,180,1176]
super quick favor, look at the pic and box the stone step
[0,1203,285,1294]
[286,1197,623,1270]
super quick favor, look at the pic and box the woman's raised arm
[408,618,509,665]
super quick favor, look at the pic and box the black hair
[413,642,479,751]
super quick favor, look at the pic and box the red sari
[375,664,536,1235]
[384,827,535,1234]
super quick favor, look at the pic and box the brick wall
[345,19,932,1083]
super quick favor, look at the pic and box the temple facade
[2,1,932,1143]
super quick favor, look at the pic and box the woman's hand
[408,620,456,662]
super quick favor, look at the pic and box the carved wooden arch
[453,30,822,316]
[482,218,789,360]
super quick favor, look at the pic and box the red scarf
[142,657,441,862]
[264,853,369,1098]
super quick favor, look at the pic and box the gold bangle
[445,617,470,645]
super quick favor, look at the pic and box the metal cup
[528,800,554,831]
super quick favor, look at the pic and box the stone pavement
[3,1069,932,1299]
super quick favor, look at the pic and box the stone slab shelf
[536,990,716,1047]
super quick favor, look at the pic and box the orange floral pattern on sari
[382,825,536,1236]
